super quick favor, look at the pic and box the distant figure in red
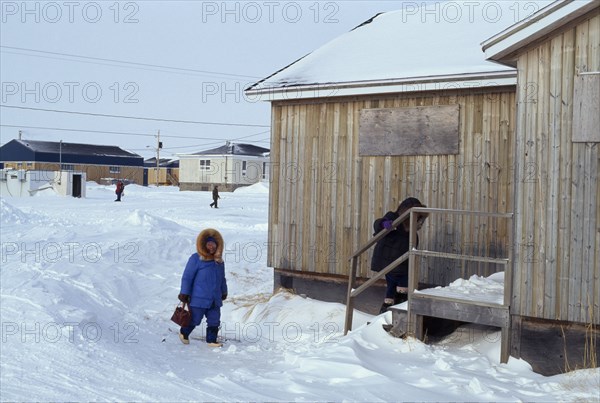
[115,180,125,202]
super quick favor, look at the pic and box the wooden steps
[387,293,510,362]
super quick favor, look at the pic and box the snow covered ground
[1,183,598,402]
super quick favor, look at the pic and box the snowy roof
[0,139,143,166]
[182,142,269,158]
[144,157,180,168]
[10,139,141,158]
[247,1,551,100]
[483,0,599,65]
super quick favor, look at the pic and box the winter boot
[379,298,395,314]
[179,332,189,345]
[206,326,222,347]
[394,292,408,305]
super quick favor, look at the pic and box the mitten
[222,294,227,301]
[178,293,190,303]
[382,220,393,230]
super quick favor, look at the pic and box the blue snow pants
[180,303,220,337]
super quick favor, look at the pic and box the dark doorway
[72,174,82,197]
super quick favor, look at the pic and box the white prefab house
[1,169,86,198]
[178,142,270,192]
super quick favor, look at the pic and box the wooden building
[178,142,270,192]
[144,158,179,187]
[0,139,144,185]
[483,0,599,374]
[247,2,527,310]
[247,0,598,373]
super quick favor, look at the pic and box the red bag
[170,303,191,327]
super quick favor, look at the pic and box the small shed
[0,169,86,198]
[246,2,539,309]
[178,142,270,192]
[0,139,144,184]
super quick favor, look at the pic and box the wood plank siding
[1,162,143,184]
[268,88,516,288]
[512,11,600,325]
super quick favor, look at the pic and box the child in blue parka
[178,228,228,347]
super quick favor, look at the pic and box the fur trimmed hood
[196,228,224,262]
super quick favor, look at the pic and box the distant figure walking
[209,185,220,208]
[115,180,125,202]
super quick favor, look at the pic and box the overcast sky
[0,1,425,159]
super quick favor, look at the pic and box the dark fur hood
[196,228,224,262]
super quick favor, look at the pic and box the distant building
[143,158,179,186]
[1,169,87,198]
[0,139,144,185]
[178,142,269,192]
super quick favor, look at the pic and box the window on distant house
[199,159,211,170]
[17,162,22,168]
[242,160,247,176]
[61,164,74,171]
[26,162,33,168]
[109,166,121,174]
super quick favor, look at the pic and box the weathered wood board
[410,294,510,328]
[359,105,460,156]
[573,74,600,142]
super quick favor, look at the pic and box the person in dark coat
[209,185,221,208]
[114,180,124,202]
[178,228,228,347]
[371,197,428,313]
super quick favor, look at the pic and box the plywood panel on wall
[359,105,460,156]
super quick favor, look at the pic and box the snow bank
[233,182,269,194]
[417,273,505,305]
[0,198,29,224]
[1,186,598,402]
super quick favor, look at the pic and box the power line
[161,128,270,141]
[0,124,154,138]
[1,50,249,80]
[0,124,266,142]
[163,136,270,150]
[233,130,271,140]
[0,46,261,80]
[0,105,270,128]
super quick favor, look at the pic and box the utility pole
[156,130,161,187]
[58,139,62,185]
